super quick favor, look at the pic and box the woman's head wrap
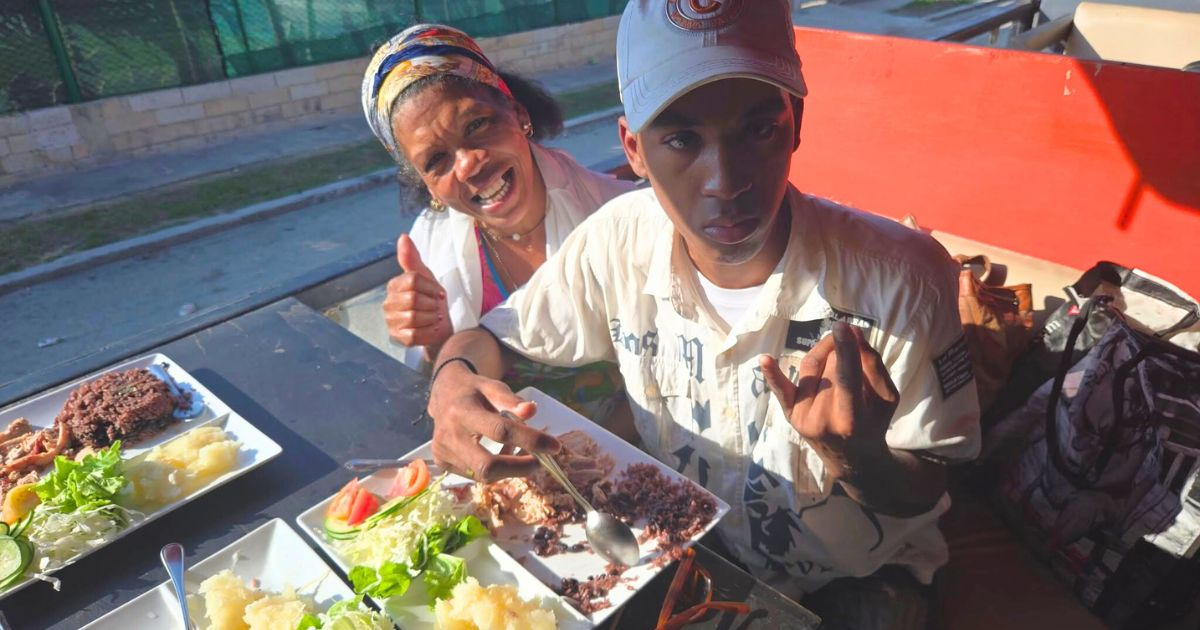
[362,24,511,161]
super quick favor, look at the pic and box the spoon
[160,543,193,630]
[501,411,641,567]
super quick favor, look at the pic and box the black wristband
[431,356,478,385]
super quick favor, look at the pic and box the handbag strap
[1044,296,1154,488]
[1072,261,1200,337]
[1046,297,1200,489]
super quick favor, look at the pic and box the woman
[363,24,635,422]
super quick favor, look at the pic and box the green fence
[0,0,628,115]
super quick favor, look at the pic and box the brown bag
[954,255,1035,415]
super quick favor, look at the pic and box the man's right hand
[427,359,561,482]
[384,234,452,350]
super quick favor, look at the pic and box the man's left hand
[760,321,899,479]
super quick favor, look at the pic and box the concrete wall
[0,16,619,187]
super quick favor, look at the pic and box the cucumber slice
[8,511,33,540]
[0,536,31,588]
[324,517,360,541]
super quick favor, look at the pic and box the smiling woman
[362,25,637,431]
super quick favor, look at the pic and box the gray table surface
[3,297,819,629]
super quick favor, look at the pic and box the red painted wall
[789,28,1200,296]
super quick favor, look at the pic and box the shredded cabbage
[333,487,460,568]
[25,504,143,569]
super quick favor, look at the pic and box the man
[424,1,980,627]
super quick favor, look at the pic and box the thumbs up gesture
[384,234,452,353]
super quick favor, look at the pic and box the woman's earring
[523,122,534,138]
[429,198,446,212]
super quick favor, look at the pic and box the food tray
[297,386,730,628]
[81,519,352,629]
[0,353,283,599]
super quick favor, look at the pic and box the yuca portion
[434,577,556,630]
[197,569,265,630]
[197,570,313,630]
[125,426,240,510]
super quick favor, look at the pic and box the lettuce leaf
[349,561,412,599]
[34,441,128,514]
[422,554,466,605]
[352,515,488,607]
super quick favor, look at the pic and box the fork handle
[533,451,596,513]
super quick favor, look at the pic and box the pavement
[0,60,618,224]
[0,110,625,388]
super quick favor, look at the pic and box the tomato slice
[388,460,431,498]
[326,478,358,520]
[346,488,381,526]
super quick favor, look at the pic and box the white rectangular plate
[0,353,283,599]
[296,387,730,628]
[81,519,354,629]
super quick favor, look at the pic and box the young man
[424,1,980,627]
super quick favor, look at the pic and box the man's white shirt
[481,186,981,594]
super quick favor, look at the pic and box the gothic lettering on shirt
[751,365,767,398]
[692,398,711,432]
[678,335,704,382]
[750,364,800,399]
[672,444,710,487]
[623,333,642,355]
[641,330,660,356]
[608,319,660,357]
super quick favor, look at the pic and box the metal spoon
[500,411,641,567]
[160,543,193,630]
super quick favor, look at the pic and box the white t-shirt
[481,186,981,595]
[695,271,763,330]
[402,144,635,370]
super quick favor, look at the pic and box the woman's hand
[384,234,452,351]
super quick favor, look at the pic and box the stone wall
[0,16,619,186]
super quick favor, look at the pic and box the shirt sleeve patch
[933,335,974,399]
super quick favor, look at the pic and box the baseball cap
[617,0,808,133]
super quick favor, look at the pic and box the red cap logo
[667,0,744,31]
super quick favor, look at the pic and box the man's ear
[618,116,650,179]
[791,97,804,152]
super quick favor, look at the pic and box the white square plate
[0,353,283,599]
[81,519,353,629]
[296,387,730,628]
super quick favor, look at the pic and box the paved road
[0,113,625,389]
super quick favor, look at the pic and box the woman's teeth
[477,172,511,205]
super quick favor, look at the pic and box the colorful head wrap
[362,24,512,161]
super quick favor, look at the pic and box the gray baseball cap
[617,0,808,133]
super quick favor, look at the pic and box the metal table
[4,297,818,629]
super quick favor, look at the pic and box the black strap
[1045,296,1200,489]
[1071,261,1200,337]
[431,356,478,384]
[1044,296,1151,488]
